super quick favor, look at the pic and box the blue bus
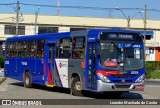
[4,28,145,97]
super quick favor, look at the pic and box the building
[0,13,160,61]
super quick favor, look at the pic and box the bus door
[86,42,97,90]
[46,41,56,85]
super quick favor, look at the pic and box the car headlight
[97,73,111,83]
[135,74,145,83]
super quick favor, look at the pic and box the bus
[4,28,145,97]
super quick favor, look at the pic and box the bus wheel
[71,77,82,96]
[24,72,32,88]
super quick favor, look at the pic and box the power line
[19,3,143,11]
[1,2,160,12]
[148,9,160,12]
[0,3,16,6]
[18,3,160,12]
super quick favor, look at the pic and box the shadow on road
[10,82,143,99]
[82,91,143,99]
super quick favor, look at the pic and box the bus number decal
[55,59,68,88]
[131,71,138,74]
[5,61,9,64]
[21,62,27,66]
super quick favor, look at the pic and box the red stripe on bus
[96,70,120,76]
[48,68,52,84]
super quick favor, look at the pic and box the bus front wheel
[24,72,32,88]
[71,77,82,96]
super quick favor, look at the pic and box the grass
[150,71,160,79]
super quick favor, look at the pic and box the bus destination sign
[109,34,133,39]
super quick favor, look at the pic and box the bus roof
[87,28,141,36]
[6,28,141,42]
[6,32,70,42]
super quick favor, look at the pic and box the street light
[34,7,40,34]
[19,13,24,22]
[143,5,147,61]
[115,7,130,29]
[16,0,20,36]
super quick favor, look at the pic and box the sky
[0,0,160,20]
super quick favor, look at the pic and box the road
[145,79,160,86]
[0,78,160,108]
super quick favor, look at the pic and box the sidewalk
[0,68,6,85]
[146,79,160,81]
[0,68,4,77]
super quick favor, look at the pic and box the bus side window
[37,40,45,58]
[17,41,28,58]
[28,41,36,58]
[59,38,71,58]
[6,42,10,58]
[9,42,17,58]
[72,37,85,59]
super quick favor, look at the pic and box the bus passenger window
[59,38,71,58]
[72,37,85,59]
[28,41,37,58]
[9,42,17,58]
[37,40,45,58]
[6,42,10,58]
[17,41,28,58]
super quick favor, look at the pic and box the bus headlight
[135,74,145,83]
[97,73,111,83]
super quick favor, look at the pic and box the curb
[145,79,160,81]
[0,77,6,85]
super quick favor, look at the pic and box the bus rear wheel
[71,77,82,96]
[24,72,32,88]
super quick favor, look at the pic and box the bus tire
[71,77,82,96]
[24,72,32,88]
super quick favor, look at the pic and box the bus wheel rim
[26,75,29,85]
[75,82,81,92]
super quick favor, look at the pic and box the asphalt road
[0,78,160,108]
[0,78,160,99]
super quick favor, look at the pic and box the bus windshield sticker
[104,61,117,67]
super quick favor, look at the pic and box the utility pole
[34,7,40,34]
[115,7,130,29]
[127,16,130,29]
[16,0,20,36]
[144,5,147,61]
[57,0,60,16]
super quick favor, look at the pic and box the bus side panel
[35,58,45,85]
[4,58,17,79]
[16,58,36,82]
[54,59,68,88]
[68,59,85,89]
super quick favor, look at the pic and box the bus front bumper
[97,80,144,92]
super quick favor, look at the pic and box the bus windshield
[99,32,144,71]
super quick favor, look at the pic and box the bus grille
[115,84,131,88]
[112,80,133,83]
[110,74,137,78]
